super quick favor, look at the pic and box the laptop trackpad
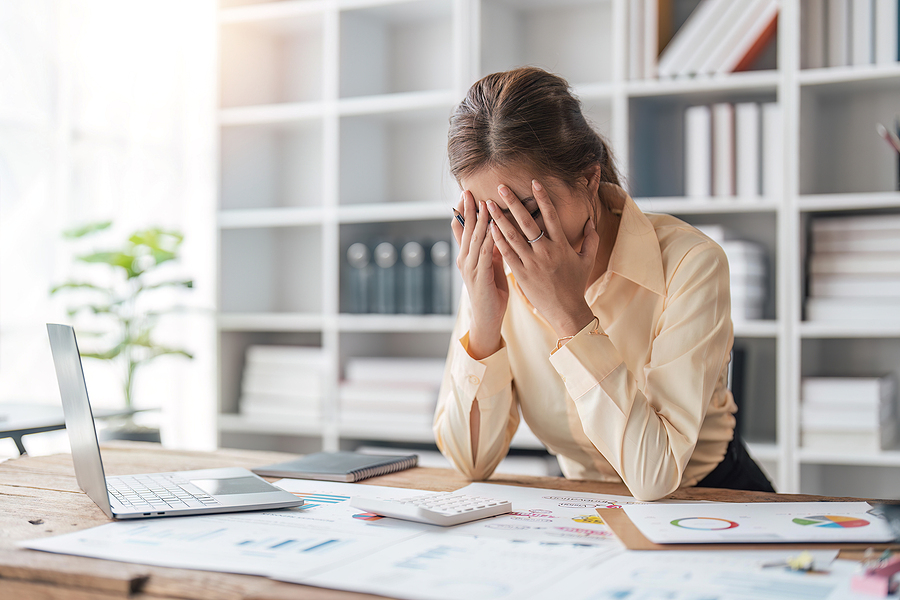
[190,476,276,495]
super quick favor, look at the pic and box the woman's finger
[497,184,543,243]
[459,190,476,257]
[531,179,564,241]
[465,199,491,273]
[489,220,523,269]
[486,199,532,257]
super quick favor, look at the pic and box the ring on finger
[526,230,545,244]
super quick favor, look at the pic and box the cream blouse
[433,187,737,501]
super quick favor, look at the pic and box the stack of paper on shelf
[340,357,446,432]
[239,345,326,422]
[698,225,767,321]
[802,0,899,68]
[657,0,778,78]
[801,376,897,452]
[806,213,900,322]
[684,101,779,199]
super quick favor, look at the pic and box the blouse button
[467,375,480,386]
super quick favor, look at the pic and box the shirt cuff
[548,319,622,400]
[452,332,512,399]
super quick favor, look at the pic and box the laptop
[46,323,303,519]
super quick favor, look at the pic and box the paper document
[23,479,431,578]
[299,535,621,600]
[532,549,859,600]
[447,482,650,544]
[623,501,895,544]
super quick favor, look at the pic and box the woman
[433,67,773,501]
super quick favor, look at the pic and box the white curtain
[0,0,217,450]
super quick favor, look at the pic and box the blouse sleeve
[548,240,733,501]
[433,292,520,480]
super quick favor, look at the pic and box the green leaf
[77,251,139,278]
[143,279,193,291]
[49,281,109,296]
[81,343,125,361]
[62,221,112,239]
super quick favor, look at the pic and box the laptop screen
[47,323,113,517]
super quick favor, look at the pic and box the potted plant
[51,222,194,441]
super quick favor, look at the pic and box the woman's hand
[487,179,599,337]
[451,189,509,359]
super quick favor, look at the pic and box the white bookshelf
[216,0,900,495]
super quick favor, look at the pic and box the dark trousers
[696,433,775,493]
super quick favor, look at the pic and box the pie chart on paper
[792,515,870,528]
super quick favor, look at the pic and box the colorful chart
[792,515,870,528]
[352,512,383,521]
[670,517,739,530]
[291,492,351,509]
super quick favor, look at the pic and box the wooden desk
[0,442,888,599]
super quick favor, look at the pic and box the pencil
[877,123,900,153]
[452,208,465,227]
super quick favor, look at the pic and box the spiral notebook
[251,452,418,482]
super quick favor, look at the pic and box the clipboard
[597,508,900,552]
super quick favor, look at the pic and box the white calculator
[350,492,512,526]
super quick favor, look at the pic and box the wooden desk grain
[0,442,889,599]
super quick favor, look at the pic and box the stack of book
[339,357,446,432]
[657,0,778,79]
[801,0,899,69]
[684,102,782,199]
[239,345,326,422]
[806,213,900,322]
[801,376,897,452]
[698,225,767,322]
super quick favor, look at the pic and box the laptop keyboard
[107,474,221,512]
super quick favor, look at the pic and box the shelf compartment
[220,121,323,210]
[798,192,900,212]
[480,0,613,86]
[629,90,777,198]
[801,338,900,379]
[799,80,900,195]
[220,8,324,108]
[339,109,456,205]
[339,0,453,99]
[800,463,900,498]
[731,337,777,444]
[218,330,324,415]
[339,220,455,315]
[339,330,452,375]
[220,226,323,313]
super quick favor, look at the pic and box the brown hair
[447,67,621,213]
